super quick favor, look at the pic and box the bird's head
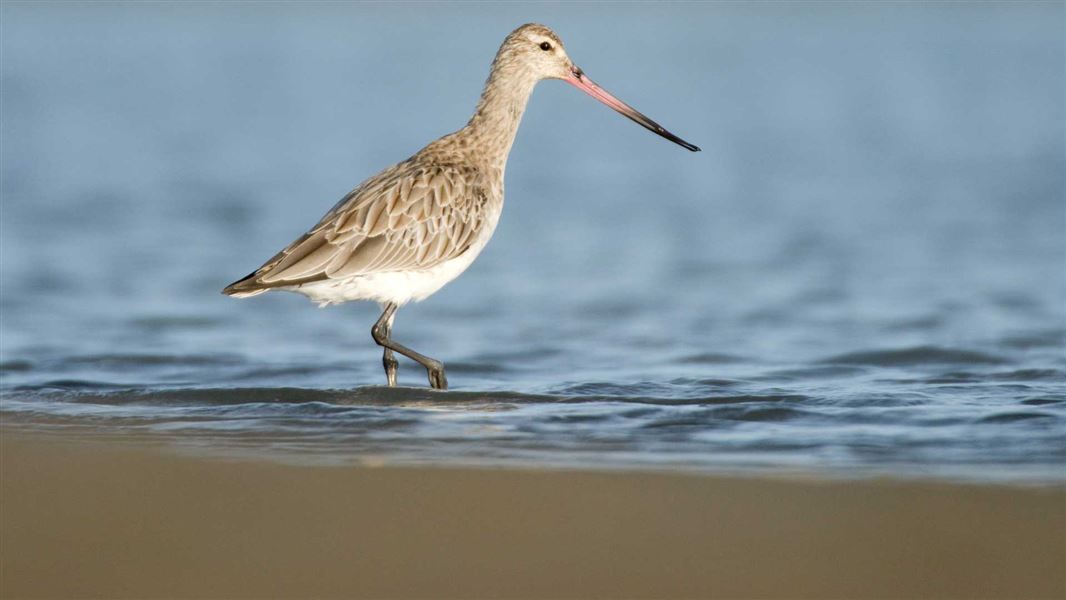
[495,24,576,82]
[492,23,700,152]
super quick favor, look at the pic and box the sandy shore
[1,433,1063,599]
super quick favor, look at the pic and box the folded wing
[223,163,488,295]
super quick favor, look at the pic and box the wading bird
[224,23,698,389]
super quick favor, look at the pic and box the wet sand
[2,433,1063,599]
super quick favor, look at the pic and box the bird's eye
[539,41,552,51]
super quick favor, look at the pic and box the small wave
[130,386,562,407]
[998,329,1065,350]
[9,387,356,407]
[226,366,339,381]
[552,381,681,398]
[58,353,244,368]
[641,405,814,430]
[557,393,809,406]
[699,394,808,405]
[436,361,511,375]
[920,371,983,384]
[641,415,727,431]
[155,387,358,405]
[681,377,743,388]
[677,352,747,365]
[756,365,866,381]
[713,405,815,422]
[995,369,1065,381]
[1021,397,1065,406]
[819,346,1007,367]
[340,386,560,406]
[543,413,616,424]
[880,315,945,332]
[13,379,136,392]
[978,412,1060,424]
[0,360,34,372]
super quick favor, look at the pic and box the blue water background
[2,3,1064,481]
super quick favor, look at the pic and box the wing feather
[225,161,489,294]
[259,230,332,282]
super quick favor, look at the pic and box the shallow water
[2,3,1064,482]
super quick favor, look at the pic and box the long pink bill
[566,67,700,152]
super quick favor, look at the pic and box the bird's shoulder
[323,153,499,233]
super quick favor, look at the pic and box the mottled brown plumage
[225,163,496,294]
[224,23,698,389]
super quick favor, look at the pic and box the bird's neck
[461,66,538,169]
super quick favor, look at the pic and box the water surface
[2,3,1064,482]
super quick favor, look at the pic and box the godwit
[223,23,698,390]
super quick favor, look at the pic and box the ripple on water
[0,360,34,372]
[999,329,1066,350]
[567,401,815,433]
[819,346,1008,367]
[676,352,748,365]
[59,353,244,369]
[13,379,137,392]
[995,369,1066,382]
[978,412,1062,424]
[227,365,342,381]
[755,365,868,381]
[436,361,513,375]
[1020,397,1065,406]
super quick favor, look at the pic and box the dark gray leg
[371,303,448,390]
[381,311,398,387]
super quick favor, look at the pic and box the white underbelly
[288,214,499,307]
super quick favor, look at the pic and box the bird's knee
[371,323,388,345]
